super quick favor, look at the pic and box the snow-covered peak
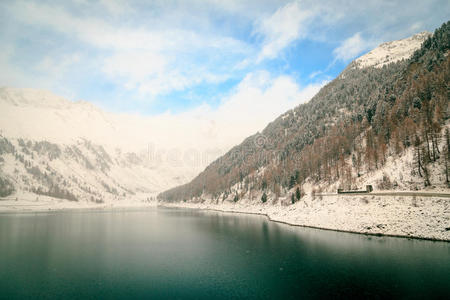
[0,87,234,157]
[354,31,431,69]
[0,87,123,149]
[0,87,212,195]
[0,87,104,112]
[0,87,73,109]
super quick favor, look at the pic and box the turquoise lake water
[0,207,449,299]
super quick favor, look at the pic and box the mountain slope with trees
[159,21,450,204]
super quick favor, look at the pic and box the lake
[0,207,449,299]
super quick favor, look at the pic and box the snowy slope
[0,87,237,152]
[0,88,121,148]
[157,26,450,241]
[0,87,215,204]
[353,31,431,69]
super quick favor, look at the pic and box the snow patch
[354,32,431,69]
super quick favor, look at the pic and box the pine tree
[444,129,449,185]
[261,192,267,203]
[233,193,239,202]
[295,187,301,201]
[414,136,423,177]
[289,175,296,189]
[421,146,431,187]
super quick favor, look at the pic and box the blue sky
[1,0,449,117]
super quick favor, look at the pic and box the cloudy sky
[1,0,448,150]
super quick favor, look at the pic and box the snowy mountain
[158,22,450,241]
[0,87,214,204]
[353,31,431,69]
[1,24,447,210]
[160,23,450,203]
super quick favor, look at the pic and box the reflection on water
[0,208,449,299]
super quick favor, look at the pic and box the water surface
[0,207,449,299]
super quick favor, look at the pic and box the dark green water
[0,208,449,299]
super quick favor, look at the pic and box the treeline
[0,177,15,197]
[0,135,128,201]
[32,185,78,202]
[159,21,450,202]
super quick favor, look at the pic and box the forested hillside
[159,21,449,203]
[0,136,175,202]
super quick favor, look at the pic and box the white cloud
[215,71,322,127]
[98,0,132,16]
[168,71,326,149]
[3,0,448,106]
[36,53,81,77]
[0,45,51,90]
[103,52,166,81]
[7,1,250,97]
[65,70,325,154]
[308,70,323,79]
[114,70,324,152]
[254,1,312,62]
[102,51,167,93]
[332,32,371,62]
[102,51,233,96]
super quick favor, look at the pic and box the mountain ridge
[353,31,432,69]
[159,21,450,203]
[157,21,450,241]
[0,90,210,203]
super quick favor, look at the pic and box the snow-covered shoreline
[2,191,449,242]
[0,200,156,213]
[160,193,450,242]
[0,192,157,213]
